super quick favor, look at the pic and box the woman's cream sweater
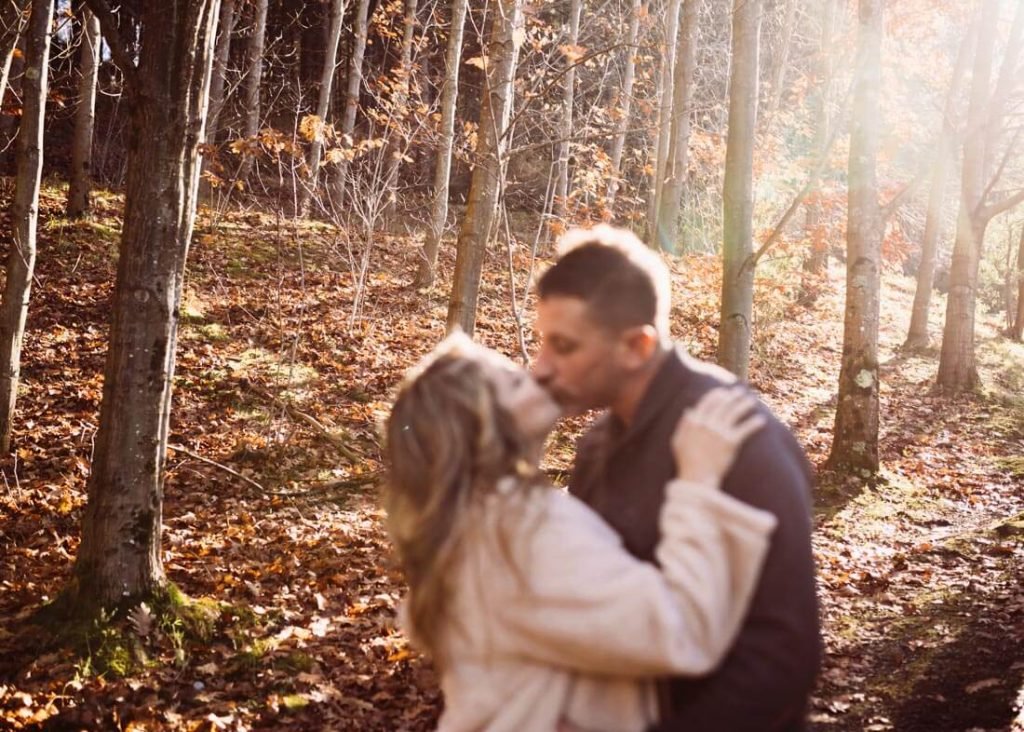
[412,477,777,732]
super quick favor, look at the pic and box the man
[533,225,821,732]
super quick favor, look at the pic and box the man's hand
[671,387,765,487]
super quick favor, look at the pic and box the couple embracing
[386,226,821,732]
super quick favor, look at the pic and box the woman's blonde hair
[384,334,539,666]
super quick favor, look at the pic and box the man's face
[532,296,630,415]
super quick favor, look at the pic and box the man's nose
[531,349,554,384]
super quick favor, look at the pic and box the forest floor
[0,186,1022,731]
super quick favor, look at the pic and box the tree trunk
[0,0,29,107]
[330,0,371,210]
[764,0,797,128]
[605,0,643,213]
[298,0,345,215]
[237,0,267,181]
[382,0,418,219]
[553,0,582,221]
[67,0,220,614]
[415,0,468,288]
[0,0,51,454]
[904,22,974,350]
[936,0,997,394]
[66,7,101,218]
[827,0,883,475]
[205,0,237,146]
[796,0,838,306]
[653,0,697,254]
[1012,224,1024,341]
[645,0,683,246]
[717,0,761,380]
[445,0,523,336]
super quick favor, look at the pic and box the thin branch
[168,443,265,492]
[881,163,928,221]
[981,187,1024,223]
[978,123,1024,210]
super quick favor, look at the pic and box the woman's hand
[671,387,766,487]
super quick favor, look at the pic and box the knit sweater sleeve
[489,481,777,677]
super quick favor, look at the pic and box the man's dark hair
[537,225,670,335]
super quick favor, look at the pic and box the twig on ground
[168,443,266,492]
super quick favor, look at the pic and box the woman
[385,333,776,732]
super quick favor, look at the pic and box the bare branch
[84,0,139,96]
[981,187,1024,223]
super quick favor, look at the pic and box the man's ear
[620,325,659,369]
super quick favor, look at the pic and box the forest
[0,0,1022,729]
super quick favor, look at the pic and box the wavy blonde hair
[384,335,539,666]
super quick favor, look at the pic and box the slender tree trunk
[796,0,838,305]
[827,0,883,475]
[237,0,267,181]
[904,23,974,350]
[206,0,237,146]
[382,0,418,219]
[446,0,523,335]
[0,0,28,107]
[645,0,683,245]
[66,7,101,218]
[764,0,797,128]
[415,0,468,288]
[1012,224,1024,341]
[298,0,345,214]
[653,0,697,253]
[553,0,582,221]
[605,0,643,213]
[67,0,220,614]
[936,0,997,394]
[0,0,51,454]
[717,0,762,380]
[331,0,371,209]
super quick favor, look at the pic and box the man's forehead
[536,295,595,330]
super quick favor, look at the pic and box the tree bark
[0,0,51,454]
[653,0,697,254]
[904,22,974,349]
[68,0,220,614]
[764,0,797,128]
[717,0,761,380]
[298,0,346,214]
[553,0,582,221]
[604,0,643,213]
[936,0,997,394]
[1012,224,1024,341]
[330,0,371,210]
[382,0,418,219]
[415,0,468,288]
[445,0,523,336]
[827,0,883,475]
[66,7,101,218]
[237,0,267,181]
[645,0,683,246]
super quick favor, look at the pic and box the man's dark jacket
[569,348,822,732]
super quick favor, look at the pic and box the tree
[62,0,221,614]
[415,0,468,287]
[446,0,524,335]
[206,0,238,147]
[605,0,644,213]
[331,0,372,210]
[717,0,762,380]
[382,0,419,219]
[237,0,267,181]
[653,0,697,253]
[645,0,683,247]
[0,0,52,454]
[66,6,101,218]
[297,0,346,215]
[936,0,1024,392]
[904,22,975,350]
[827,0,883,474]
[553,0,582,221]
[1012,224,1024,341]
